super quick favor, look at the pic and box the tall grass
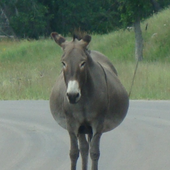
[0,8,170,100]
[117,61,170,99]
[0,39,62,100]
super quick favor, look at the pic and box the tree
[151,0,170,13]
[118,0,170,61]
[1,0,169,39]
[150,0,161,12]
[41,0,121,35]
[156,0,170,10]
[118,0,153,61]
[1,0,122,38]
[1,0,51,39]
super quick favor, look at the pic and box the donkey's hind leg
[79,134,89,170]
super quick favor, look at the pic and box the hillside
[91,7,170,62]
[0,8,170,100]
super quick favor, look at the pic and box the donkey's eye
[80,61,86,68]
[62,62,66,68]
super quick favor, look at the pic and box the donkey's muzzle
[67,92,80,104]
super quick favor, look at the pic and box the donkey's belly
[102,116,124,133]
[102,100,129,132]
[51,110,67,130]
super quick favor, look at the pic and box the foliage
[118,0,153,27]
[1,0,121,37]
[117,0,170,61]
[0,0,51,39]
[0,0,170,38]
[42,0,121,35]
[11,1,50,39]
[118,0,170,27]
[158,0,170,9]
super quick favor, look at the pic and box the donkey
[50,32,129,170]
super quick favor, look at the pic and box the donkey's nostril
[76,93,79,98]
[67,92,80,104]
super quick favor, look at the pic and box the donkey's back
[89,50,129,132]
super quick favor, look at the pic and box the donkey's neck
[82,57,107,98]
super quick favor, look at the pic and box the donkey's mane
[73,34,82,41]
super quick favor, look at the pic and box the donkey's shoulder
[90,50,118,75]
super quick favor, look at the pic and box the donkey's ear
[83,35,91,44]
[51,32,66,47]
[80,35,91,48]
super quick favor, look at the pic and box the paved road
[0,100,170,170]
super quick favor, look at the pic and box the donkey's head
[51,32,91,104]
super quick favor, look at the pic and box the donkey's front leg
[90,133,102,170]
[69,132,79,170]
[79,134,89,170]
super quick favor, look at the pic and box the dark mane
[73,34,82,41]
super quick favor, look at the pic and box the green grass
[118,61,170,99]
[0,39,62,100]
[0,8,170,100]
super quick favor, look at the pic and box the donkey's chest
[72,110,95,123]
[64,85,108,123]
[65,100,106,123]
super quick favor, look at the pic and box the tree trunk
[0,7,18,39]
[134,18,143,61]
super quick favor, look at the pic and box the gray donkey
[50,32,129,170]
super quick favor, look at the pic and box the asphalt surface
[0,100,170,170]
